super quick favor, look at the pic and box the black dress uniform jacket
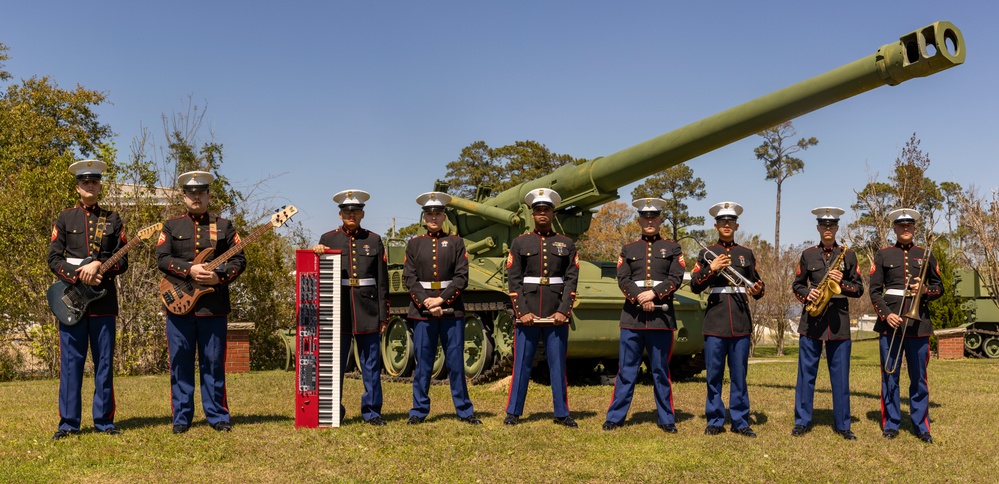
[404,231,468,320]
[869,243,943,336]
[792,244,864,340]
[318,227,389,334]
[690,241,765,337]
[47,203,128,315]
[507,230,579,322]
[617,235,686,330]
[156,213,246,316]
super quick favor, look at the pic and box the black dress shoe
[553,416,578,428]
[837,429,857,440]
[732,426,757,438]
[101,426,121,435]
[659,424,678,434]
[503,414,519,426]
[917,432,933,444]
[407,415,425,425]
[459,416,482,425]
[212,421,232,432]
[882,429,898,439]
[602,421,620,431]
[51,429,78,440]
[704,425,724,436]
[366,416,387,426]
[172,424,190,434]
[791,425,807,437]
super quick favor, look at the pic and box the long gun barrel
[455,21,964,216]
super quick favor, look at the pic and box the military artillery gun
[372,22,965,381]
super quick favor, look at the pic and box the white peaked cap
[69,159,108,179]
[416,191,452,211]
[333,189,371,208]
[524,188,561,208]
[633,198,667,214]
[888,208,921,225]
[178,171,215,191]
[709,201,743,220]
[811,206,845,224]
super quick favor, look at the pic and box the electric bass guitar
[159,205,297,315]
[47,222,164,326]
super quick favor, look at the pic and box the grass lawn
[1,340,997,482]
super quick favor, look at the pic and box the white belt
[633,280,663,288]
[710,287,746,294]
[523,276,564,285]
[831,294,847,299]
[884,289,909,297]
[66,257,85,265]
[342,278,377,287]
[419,280,452,290]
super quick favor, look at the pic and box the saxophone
[804,246,848,317]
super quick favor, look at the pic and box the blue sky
[3,1,995,246]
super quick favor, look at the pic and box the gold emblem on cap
[87,161,93,167]
[539,189,544,195]
[724,202,730,208]
[430,193,436,199]
[825,208,830,214]
[902,210,908,217]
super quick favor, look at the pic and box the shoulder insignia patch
[234,233,242,245]
[617,255,623,268]
[50,225,58,242]
[157,232,166,246]
[869,261,876,275]
[506,252,513,268]
[678,253,686,268]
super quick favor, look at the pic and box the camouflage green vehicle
[369,21,965,382]
[955,269,999,358]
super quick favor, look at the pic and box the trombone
[693,239,756,289]
[883,239,935,374]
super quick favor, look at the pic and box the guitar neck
[204,222,274,271]
[96,236,143,276]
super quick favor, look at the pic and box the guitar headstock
[271,205,298,228]
[136,223,165,240]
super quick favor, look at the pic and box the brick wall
[226,322,255,373]
[934,327,965,359]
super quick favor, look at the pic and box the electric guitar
[47,222,164,326]
[159,205,297,315]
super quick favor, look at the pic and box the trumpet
[694,239,755,289]
[883,240,935,374]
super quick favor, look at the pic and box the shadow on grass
[751,382,884,401]
[864,400,941,427]
[627,409,697,425]
[804,408,861,430]
[516,410,599,423]
[115,413,294,430]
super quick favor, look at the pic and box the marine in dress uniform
[404,192,480,425]
[48,160,128,439]
[603,198,685,434]
[690,201,765,437]
[869,208,942,444]
[312,189,390,426]
[504,188,580,427]
[790,207,864,440]
[156,171,246,434]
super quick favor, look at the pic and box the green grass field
[2,340,997,483]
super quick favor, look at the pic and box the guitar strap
[90,213,107,255]
[209,219,218,249]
